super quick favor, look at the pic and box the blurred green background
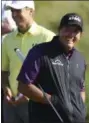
[34,1,89,121]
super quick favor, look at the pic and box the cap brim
[5,4,25,10]
[67,22,83,31]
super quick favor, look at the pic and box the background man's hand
[3,87,15,105]
[3,88,29,105]
[1,18,12,35]
[4,87,12,98]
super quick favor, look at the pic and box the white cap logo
[69,16,81,22]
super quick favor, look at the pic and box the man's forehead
[62,25,81,30]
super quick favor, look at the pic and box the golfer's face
[11,8,32,31]
[59,25,82,50]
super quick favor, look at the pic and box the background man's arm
[1,39,13,99]
[1,71,13,98]
[1,19,12,35]
[1,71,9,90]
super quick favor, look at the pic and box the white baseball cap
[5,1,35,10]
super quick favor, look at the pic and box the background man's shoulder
[2,29,17,43]
[37,24,56,42]
[38,25,55,35]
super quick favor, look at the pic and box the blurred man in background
[17,13,86,123]
[1,1,55,123]
[1,1,16,123]
[1,1,16,38]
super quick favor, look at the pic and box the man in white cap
[2,1,55,123]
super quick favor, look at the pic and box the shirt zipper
[63,54,73,121]
[63,54,71,101]
[67,59,71,101]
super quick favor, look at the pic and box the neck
[63,45,73,53]
[18,26,31,34]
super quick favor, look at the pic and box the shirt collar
[15,22,38,36]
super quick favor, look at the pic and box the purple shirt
[17,45,42,84]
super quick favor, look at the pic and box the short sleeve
[17,46,41,84]
[2,39,9,71]
[80,63,86,92]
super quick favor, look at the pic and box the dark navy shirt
[17,36,86,123]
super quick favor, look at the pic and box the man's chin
[67,45,73,50]
[64,44,74,50]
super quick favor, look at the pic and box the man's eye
[74,29,79,33]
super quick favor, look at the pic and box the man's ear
[26,7,34,16]
[28,8,34,16]
[80,31,83,37]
